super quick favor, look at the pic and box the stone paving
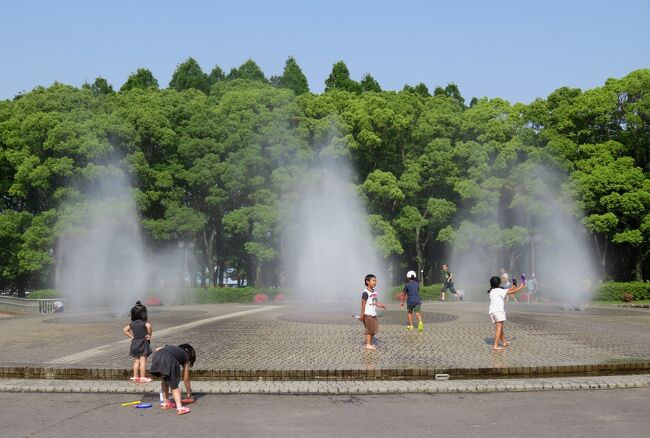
[1,302,649,380]
[1,374,649,395]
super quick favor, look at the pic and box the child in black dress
[123,301,153,382]
[150,343,196,415]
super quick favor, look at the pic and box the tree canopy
[2,59,650,295]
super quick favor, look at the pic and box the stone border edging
[2,361,650,381]
[1,375,649,395]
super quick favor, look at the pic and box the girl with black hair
[487,276,524,350]
[123,301,153,382]
[150,343,196,415]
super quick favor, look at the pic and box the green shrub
[190,287,291,304]
[28,289,62,299]
[595,282,650,301]
[388,285,440,301]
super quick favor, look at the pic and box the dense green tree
[207,65,226,88]
[3,65,650,293]
[360,73,382,93]
[324,61,362,94]
[403,83,430,97]
[227,59,267,82]
[83,77,114,95]
[434,83,465,107]
[169,57,210,93]
[120,68,159,91]
[272,56,309,95]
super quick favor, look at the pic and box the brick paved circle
[279,310,459,325]
[2,302,650,381]
[42,309,209,325]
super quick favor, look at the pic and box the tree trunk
[247,259,254,288]
[202,228,217,287]
[256,261,262,288]
[415,227,423,285]
[218,259,226,287]
[634,247,643,281]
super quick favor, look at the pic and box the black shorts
[407,303,421,313]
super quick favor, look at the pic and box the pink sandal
[138,377,152,383]
[176,407,191,415]
[161,401,176,410]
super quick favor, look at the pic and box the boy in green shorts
[400,270,424,331]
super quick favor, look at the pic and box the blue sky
[1,0,649,103]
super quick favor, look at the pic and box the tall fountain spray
[283,161,388,303]
[56,165,149,312]
[449,165,598,306]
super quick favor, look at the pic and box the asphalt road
[2,388,649,438]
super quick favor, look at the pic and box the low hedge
[27,289,62,299]
[390,284,473,301]
[191,287,289,304]
[595,282,650,301]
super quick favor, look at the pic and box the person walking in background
[526,273,538,303]
[401,270,424,331]
[501,269,518,303]
[440,263,463,301]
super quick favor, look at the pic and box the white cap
[406,270,416,279]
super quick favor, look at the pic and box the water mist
[449,164,599,306]
[55,165,149,313]
[283,161,388,303]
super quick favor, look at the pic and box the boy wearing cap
[401,270,424,331]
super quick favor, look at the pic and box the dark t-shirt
[166,345,189,366]
[362,291,369,300]
[403,280,422,305]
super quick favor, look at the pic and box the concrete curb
[1,375,649,395]
[2,362,650,381]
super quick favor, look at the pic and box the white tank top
[363,288,378,316]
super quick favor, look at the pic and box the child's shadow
[141,393,205,403]
[483,337,516,345]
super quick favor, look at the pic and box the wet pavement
[0,301,648,377]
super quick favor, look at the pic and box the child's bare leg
[415,312,422,323]
[501,324,508,346]
[407,312,413,326]
[440,291,446,300]
[132,359,139,379]
[493,322,504,350]
[365,334,376,349]
[171,387,183,409]
[161,381,170,404]
[139,356,147,378]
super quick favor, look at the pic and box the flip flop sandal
[129,377,138,381]
[161,401,176,410]
[139,377,152,383]
[176,407,191,415]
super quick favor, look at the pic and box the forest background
[2,57,650,297]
